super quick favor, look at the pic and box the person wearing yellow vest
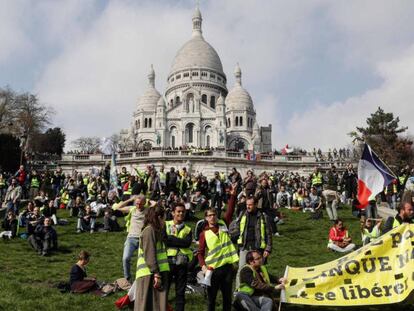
[158,165,166,194]
[198,184,239,311]
[87,177,97,201]
[135,204,169,311]
[29,170,41,199]
[119,167,130,187]
[235,196,272,289]
[164,203,192,311]
[113,194,147,282]
[385,179,399,210]
[122,176,134,200]
[383,201,414,234]
[310,166,323,194]
[235,250,286,311]
[361,218,382,245]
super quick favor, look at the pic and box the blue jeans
[122,237,139,281]
[235,292,273,311]
[6,201,19,218]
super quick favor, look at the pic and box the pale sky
[1,0,414,150]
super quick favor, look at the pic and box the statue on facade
[156,131,161,145]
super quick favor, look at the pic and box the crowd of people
[1,162,414,310]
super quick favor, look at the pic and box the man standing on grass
[114,194,147,283]
[235,196,272,288]
[165,203,193,311]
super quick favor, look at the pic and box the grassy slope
[0,206,410,311]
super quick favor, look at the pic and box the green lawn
[0,206,412,311]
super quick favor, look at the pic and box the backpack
[228,218,241,243]
[194,219,207,241]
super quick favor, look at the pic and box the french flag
[357,144,395,208]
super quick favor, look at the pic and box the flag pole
[365,143,398,179]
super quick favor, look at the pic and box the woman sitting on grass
[69,250,100,294]
[327,219,356,253]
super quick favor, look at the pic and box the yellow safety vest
[124,206,137,233]
[165,220,193,261]
[392,218,402,229]
[0,178,5,187]
[238,265,270,296]
[384,184,398,194]
[87,182,96,197]
[399,175,407,186]
[362,226,381,241]
[123,182,132,196]
[120,172,129,184]
[312,172,323,186]
[61,192,69,205]
[159,172,166,184]
[204,220,239,269]
[136,227,170,279]
[31,177,40,188]
[237,213,266,249]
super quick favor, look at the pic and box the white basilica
[122,6,272,152]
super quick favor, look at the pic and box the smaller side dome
[137,65,161,111]
[225,64,253,111]
[157,96,166,108]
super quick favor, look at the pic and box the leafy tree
[31,127,66,155]
[349,107,413,169]
[0,134,21,173]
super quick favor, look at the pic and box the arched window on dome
[235,117,239,127]
[239,117,243,127]
[137,120,140,129]
[144,118,148,128]
[170,99,173,108]
[227,118,231,127]
[175,96,180,105]
[201,94,207,104]
[149,118,152,128]
[210,96,216,109]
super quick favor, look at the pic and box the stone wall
[59,150,356,177]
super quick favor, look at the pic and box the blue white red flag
[357,144,395,208]
[110,152,119,196]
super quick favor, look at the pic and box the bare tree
[0,87,17,133]
[71,137,101,153]
[0,88,53,152]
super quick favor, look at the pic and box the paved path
[377,203,397,219]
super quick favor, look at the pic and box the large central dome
[169,6,224,76]
[170,36,223,74]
